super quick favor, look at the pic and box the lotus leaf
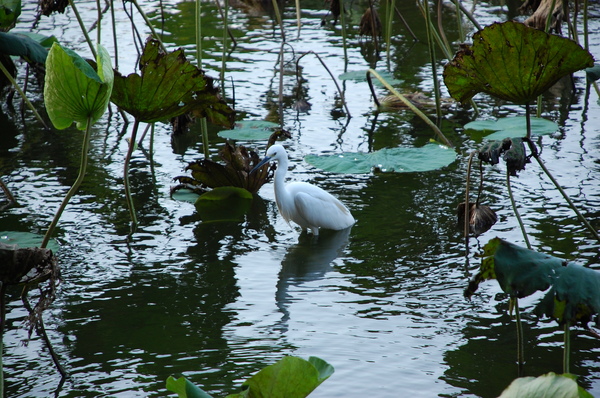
[444,21,594,104]
[218,120,279,141]
[535,263,600,326]
[465,116,558,140]
[165,375,211,398]
[499,373,591,398]
[0,31,49,63]
[465,237,562,299]
[0,0,20,29]
[110,39,234,127]
[305,143,456,174]
[173,143,273,194]
[44,42,114,130]
[227,356,334,398]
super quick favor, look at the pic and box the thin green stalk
[514,297,525,377]
[453,0,464,42]
[0,62,49,129]
[463,151,476,254]
[124,120,141,227]
[367,69,453,147]
[583,0,589,50]
[42,116,93,248]
[507,170,532,250]
[423,0,442,121]
[295,0,301,31]
[96,0,102,44]
[452,0,482,31]
[67,0,97,58]
[271,0,286,41]
[564,322,571,373]
[220,0,229,92]
[529,150,600,242]
[385,0,396,68]
[111,0,119,70]
[196,0,202,66]
[130,0,167,52]
[201,118,209,158]
[339,0,348,70]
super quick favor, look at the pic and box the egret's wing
[292,184,354,230]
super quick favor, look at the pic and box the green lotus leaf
[0,31,49,64]
[499,373,591,398]
[339,70,402,86]
[465,116,558,140]
[226,356,334,398]
[217,120,279,141]
[0,0,20,29]
[534,263,600,326]
[165,375,212,398]
[44,42,114,130]
[0,231,59,252]
[110,39,234,127]
[305,143,456,174]
[443,21,594,104]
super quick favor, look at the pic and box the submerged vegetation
[0,0,599,396]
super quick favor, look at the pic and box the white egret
[251,145,355,235]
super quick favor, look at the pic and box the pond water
[1,0,600,397]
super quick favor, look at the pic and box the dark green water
[1,0,600,397]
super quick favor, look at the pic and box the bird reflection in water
[274,227,352,331]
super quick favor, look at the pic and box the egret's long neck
[273,157,292,214]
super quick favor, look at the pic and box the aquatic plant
[110,38,235,227]
[166,356,334,398]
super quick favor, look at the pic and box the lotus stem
[506,170,532,250]
[295,0,301,31]
[385,0,396,68]
[453,0,464,42]
[514,297,525,376]
[0,62,49,129]
[0,178,17,205]
[201,117,209,158]
[463,151,476,256]
[110,0,119,70]
[67,0,97,59]
[339,0,348,70]
[220,0,229,92]
[130,0,167,52]
[423,0,442,121]
[124,119,140,227]
[271,0,286,41]
[394,5,418,42]
[451,0,482,31]
[366,69,453,147]
[583,0,588,50]
[42,116,93,248]
[525,141,600,243]
[563,322,571,373]
[296,51,351,118]
[196,0,202,66]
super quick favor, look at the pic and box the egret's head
[265,144,287,162]
[250,145,287,174]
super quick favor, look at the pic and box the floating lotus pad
[217,120,279,141]
[465,116,558,140]
[305,143,456,174]
[339,70,402,86]
[444,21,594,104]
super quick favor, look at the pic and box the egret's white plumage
[252,145,355,235]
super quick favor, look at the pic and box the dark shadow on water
[274,227,352,331]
